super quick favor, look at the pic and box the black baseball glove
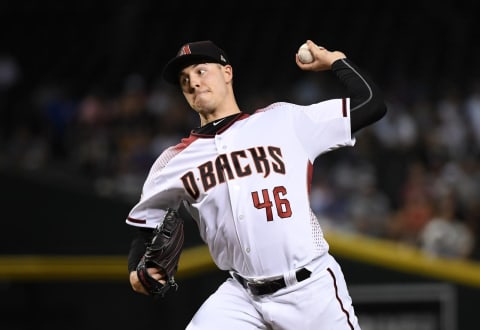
[136,201,189,297]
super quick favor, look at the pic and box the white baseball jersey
[126,98,354,279]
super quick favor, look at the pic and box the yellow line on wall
[325,230,480,288]
[0,231,479,288]
[0,245,216,281]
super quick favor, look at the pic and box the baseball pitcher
[126,39,387,329]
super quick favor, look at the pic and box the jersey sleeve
[125,139,192,228]
[292,98,356,160]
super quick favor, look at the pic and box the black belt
[232,268,312,296]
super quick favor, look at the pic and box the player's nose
[189,75,201,87]
[186,78,201,93]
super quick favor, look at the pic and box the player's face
[179,63,231,114]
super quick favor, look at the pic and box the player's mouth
[193,90,210,101]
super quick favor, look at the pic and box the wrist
[330,52,346,66]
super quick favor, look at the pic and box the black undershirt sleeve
[127,227,154,272]
[331,58,387,133]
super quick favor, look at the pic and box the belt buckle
[250,278,266,285]
[241,276,269,296]
[234,272,285,295]
[246,278,264,291]
[247,277,284,296]
[246,281,264,296]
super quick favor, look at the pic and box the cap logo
[220,54,226,63]
[178,45,192,56]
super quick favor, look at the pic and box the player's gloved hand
[129,268,166,295]
[296,40,346,72]
[134,201,190,298]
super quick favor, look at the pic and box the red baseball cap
[162,40,230,84]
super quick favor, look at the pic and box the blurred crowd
[0,53,479,261]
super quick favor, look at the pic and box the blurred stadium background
[1,1,479,329]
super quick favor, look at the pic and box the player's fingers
[129,271,150,295]
[147,267,167,284]
[295,57,312,70]
[306,39,322,51]
[295,53,327,71]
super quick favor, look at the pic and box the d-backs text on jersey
[181,146,286,199]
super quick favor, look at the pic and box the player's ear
[222,64,233,83]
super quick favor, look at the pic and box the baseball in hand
[297,43,314,64]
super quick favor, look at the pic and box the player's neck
[201,110,240,125]
[194,112,243,134]
[199,99,241,126]
[201,91,241,125]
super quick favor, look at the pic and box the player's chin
[193,95,210,107]
[193,101,215,115]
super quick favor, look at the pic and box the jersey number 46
[251,186,292,221]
